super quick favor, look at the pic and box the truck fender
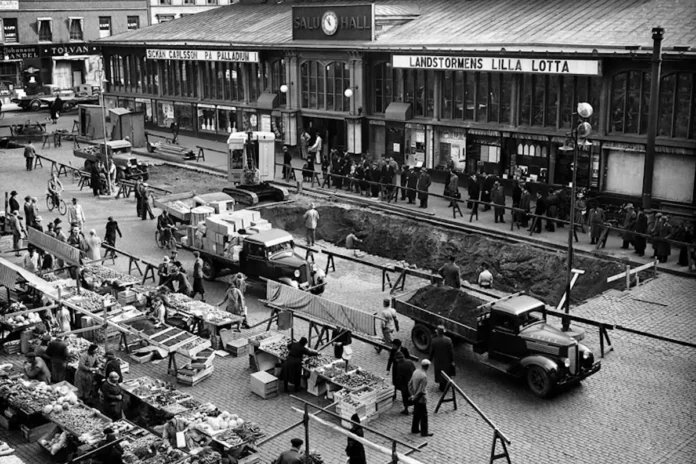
[278,277,298,288]
[520,355,560,379]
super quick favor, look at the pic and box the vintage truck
[73,140,149,181]
[184,228,326,295]
[11,84,100,112]
[393,290,601,397]
[153,191,236,224]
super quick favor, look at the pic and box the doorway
[386,124,405,165]
[302,116,346,158]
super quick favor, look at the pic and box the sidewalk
[130,129,696,277]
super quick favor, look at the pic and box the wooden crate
[225,338,248,357]
[20,421,54,443]
[177,364,214,386]
[250,371,278,399]
[190,348,215,370]
[129,349,154,364]
[176,339,212,358]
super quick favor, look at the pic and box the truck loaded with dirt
[393,285,601,397]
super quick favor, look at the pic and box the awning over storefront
[384,102,411,121]
[51,55,92,61]
[257,92,278,110]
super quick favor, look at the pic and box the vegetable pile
[303,355,334,370]
[0,379,60,414]
[83,264,140,285]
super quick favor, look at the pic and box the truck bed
[393,297,480,344]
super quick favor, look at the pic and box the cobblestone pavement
[1,138,695,464]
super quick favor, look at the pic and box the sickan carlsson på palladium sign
[392,55,601,76]
[146,49,259,63]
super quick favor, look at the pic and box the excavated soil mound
[262,199,625,305]
[407,285,487,326]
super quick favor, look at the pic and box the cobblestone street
[1,144,695,464]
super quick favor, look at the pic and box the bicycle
[155,225,178,250]
[46,192,67,215]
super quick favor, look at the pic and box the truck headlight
[294,269,300,278]
[582,350,591,359]
[562,358,571,369]
[312,264,317,272]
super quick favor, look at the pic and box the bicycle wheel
[46,195,55,211]
[58,199,67,215]
[155,230,164,249]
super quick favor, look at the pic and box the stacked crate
[375,383,394,414]
[203,215,236,254]
[250,371,279,399]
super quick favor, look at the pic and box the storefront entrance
[386,124,405,165]
[302,116,346,159]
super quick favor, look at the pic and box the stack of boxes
[195,209,275,255]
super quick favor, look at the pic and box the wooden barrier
[606,258,659,289]
[391,265,443,294]
[101,244,144,278]
[195,145,227,163]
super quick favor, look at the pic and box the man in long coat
[467,173,480,210]
[429,326,455,392]
[482,173,497,211]
[400,166,411,200]
[518,183,531,227]
[633,207,648,256]
[416,169,432,208]
[447,170,459,207]
[492,182,506,223]
[620,204,637,249]
[655,216,673,263]
[406,167,419,203]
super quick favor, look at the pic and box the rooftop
[98,0,696,55]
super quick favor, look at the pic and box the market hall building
[97,0,696,206]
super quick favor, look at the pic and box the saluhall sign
[292,4,374,41]
[393,55,601,76]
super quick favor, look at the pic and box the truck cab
[477,295,601,397]
[239,229,325,294]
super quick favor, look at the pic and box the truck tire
[526,365,554,398]
[411,324,433,353]
[202,258,218,281]
[62,102,75,112]
[29,99,42,112]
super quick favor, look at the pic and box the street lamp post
[560,103,593,331]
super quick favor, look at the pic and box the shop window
[69,18,84,41]
[300,60,349,112]
[217,107,238,133]
[99,17,112,38]
[157,15,175,23]
[403,69,434,118]
[3,18,18,43]
[175,104,193,131]
[515,142,548,182]
[658,72,695,139]
[478,143,501,174]
[159,0,172,4]
[520,75,560,127]
[207,0,219,4]
[373,62,395,114]
[38,18,52,42]
[127,16,140,30]
[271,59,286,106]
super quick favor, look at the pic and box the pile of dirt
[407,285,487,326]
[148,164,229,195]
[262,199,626,305]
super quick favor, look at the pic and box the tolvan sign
[292,4,374,41]
[392,55,601,76]
[146,49,259,63]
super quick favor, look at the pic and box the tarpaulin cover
[27,228,81,265]
[266,280,377,336]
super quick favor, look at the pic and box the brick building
[149,0,237,25]
[98,0,696,205]
[0,0,147,90]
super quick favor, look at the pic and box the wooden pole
[625,264,631,290]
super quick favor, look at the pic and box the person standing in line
[67,198,86,231]
[24,142,36,171]
[518,183,531,227]
[429,325,455,392]
[400,165,410,201]
[85,229,102,261]
[492,181,506,223]
[408,359,433,437]
[417,168,432,208]
[620,204,637,250]
[588,205,605,245]
[140,184,155,220]
[438,255,461,289]
[9,211,26,257]
[477,263,493,289]
[532,191,547,234]
[309,133,322,166]
[104,216,123,250]
[345,413,367,464]
[275,438,304,464]
[656,215,673,263]
[467,173,480,210]
[191,251,206,302]
[481,173,494,211]
[447,169,459,207]
[375,298,399,354]
[282,145,293,180]
[392,347,415,415]
[303,203,319,246]
[406,167,419,204]
[23,196,35,229]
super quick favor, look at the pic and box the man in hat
[447,169,459,207]
[376,298,399,354]
[408,359,433,437]
[31,216,44,232]
[467,173,480,210]
[518,183,531,227]
[416,168,432,208]
[104,216,123,249]
[282,145,293,180]
[104,351,123,383]
[9,211,25,257]
[633,206,648,257]
[276,438,303,464]
[45,335,70,382]
[191,251,206,302]
[23,352,51,384]
[303,203,319,246]
[157,257,170,286]
[23,196,35,229]
[24,141,36,171]
[406,166,419,204]
[655,215,673,263]
[400,165,411,200]
[620,204,637,250]
[67,198,86,231]
[438,256,461,289]
[141,183,155,220]
[492,181,506,223]
[429,326,455,392]
[9,190,20,215]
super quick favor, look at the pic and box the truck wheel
[29,100,42,112]
[202,258,217,281]
[411,324,433,353]
[62,102,74,112]
[526,365,553,398]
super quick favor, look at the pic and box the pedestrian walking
[408,359,433,437]
[217,281,249,328]
[24,143,36,171]
[191,251,206,302]
[85,229,102,261]
[345,413,367,464]
[392,347,415,415]
[438,256,461,289]
[67,198,86,231]
[50,95,62,124]
[375,298,399,354]
[447,169,460,207]
[303,202,319,246]
[141,184,155,220]
[417,168,432,208]
[430,325,455,392]
[104,216,122,249]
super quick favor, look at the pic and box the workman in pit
[478,264,493,289]
[438,255,461,289]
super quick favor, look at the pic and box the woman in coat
[75,344,99,403]
[100,371,123,421]
[345,413,367,464]
[282,337,317,393]
[85,229,102,261]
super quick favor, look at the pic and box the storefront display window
[403,69,434,118]
[217,106,238,133]
[658,72,695,139]
[135,98,153,124]
[373,62,395,114]
[437,128,466,171]
[442,72,511,123]
[157,101,175,128]
[198,104,217,133]
[515,141,548,182]
[175,103,194,131]
[405,124,426,166]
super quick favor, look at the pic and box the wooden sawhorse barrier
[390,265,443,294]
[195,145,227,163]
[322,248,395,292]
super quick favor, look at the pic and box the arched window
[300,60,349,111]
[658,72,695,139]
[610,71,649,134]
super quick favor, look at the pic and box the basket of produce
[302,355,334,371]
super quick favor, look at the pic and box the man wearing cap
[438,256,461,289]
[158,256,171,286]
[376,298,399,354]
[31,216,44,232]
[408,359,433,437]
[24,142,36,171]
[67,198,86,231]
[430,326,455,392]
[100,371,124,420]
[303,203,319,246]
[416,168,432,208]
[620,204,637,250]
[23,352,51,384]
[9,211,25,257]
[276,438,303,464]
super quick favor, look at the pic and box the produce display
[194,411,246,436]
[121,377,171,399]
[178,337,209,353]
[319,365,347,379]
[231,421,265,445]
[261,338,290,360]
[122,437,187,464]
[39,430,69,455]
[332,370,384,390]
[303,355,334,370]
[47,403,111,441]
[82,264,140,286]
[64,336,105,368]
[66,289,108,313]
[0,379,61,414]
[167,293,237,324]
[248,332,274,344]
[0,309,42,329]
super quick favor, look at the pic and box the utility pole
[642,26,664,210]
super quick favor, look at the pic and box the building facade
[149,0,236,25]
[99,0,696,205]
[0,0,147,90]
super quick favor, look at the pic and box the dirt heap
[262,199,626,305]
[407,285,487,326]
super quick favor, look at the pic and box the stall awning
[384,102,411,122]
[256,92,278,110]
[0,257,47,290]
